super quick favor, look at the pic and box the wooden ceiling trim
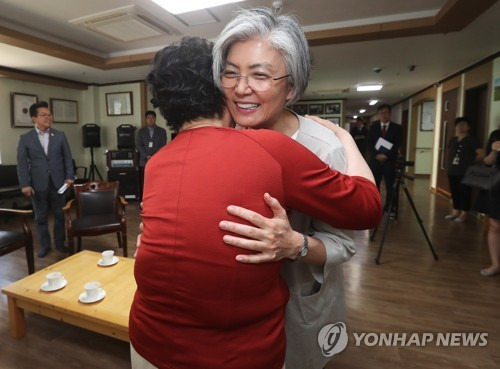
[306,0,497,47]
[306,17,438,46]
[0,66,88,90]
[103,52,156,69]
[306,24,380,46]
[0,25,104,67]
[0,0,496,70]
[434,0,498,32]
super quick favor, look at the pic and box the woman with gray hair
[131,36,380,369]
[213,7,371,369]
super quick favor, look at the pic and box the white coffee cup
[46,272,64,288]
[84,281,101,300]
[101,250,115,264]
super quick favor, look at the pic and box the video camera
[395,155,415,181]
[395,155,414,170]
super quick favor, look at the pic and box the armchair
[63,181,128,256]
[0,208,35,274]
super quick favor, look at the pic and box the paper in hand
[375,137,393,152]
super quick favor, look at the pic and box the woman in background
[475,129,500,276]
[445,117,484,222]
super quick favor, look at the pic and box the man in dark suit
[17,101,74,257]
[350,117,368,157]
[368,104,402,215]
[136,111,167,198]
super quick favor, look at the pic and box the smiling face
[32,107,52,132]
[222,38,293,131]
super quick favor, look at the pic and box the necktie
[381,124,387,138]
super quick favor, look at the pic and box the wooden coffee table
[2,250,136,342]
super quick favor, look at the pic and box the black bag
[461,165,500,191]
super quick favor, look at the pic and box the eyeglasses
[221,71,290,92]
[37,113,53,118]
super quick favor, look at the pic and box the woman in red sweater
[129,37,381,369]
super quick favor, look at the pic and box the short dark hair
[147,37,225,131]
[145,110,156,118]
[377,104,391,113]
[455,116,470,126]
[29,101,49,117]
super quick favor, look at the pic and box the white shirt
[35,127,50,155]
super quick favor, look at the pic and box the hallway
[328,177,499,369]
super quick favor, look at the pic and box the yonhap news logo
[353,332,488,347]
[318,323,488,357]
[318,322,349,356]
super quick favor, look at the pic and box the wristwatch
[298,234,309,258]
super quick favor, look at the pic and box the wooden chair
[63,181,128,256]
[0,208,35,274]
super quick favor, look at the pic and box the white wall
[489,57,500,133]
[414,102,434,175]
[431,84,443,188]
[91,83,143,176]
[0,79,144,177]
[0,79,88,166]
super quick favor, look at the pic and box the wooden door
[436,88,458,195]
[464,84,488,146]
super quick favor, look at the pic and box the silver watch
[298,234,308,258]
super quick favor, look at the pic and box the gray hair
[213,7,311,105]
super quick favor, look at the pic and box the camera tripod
[88,146,103,181]
[370,169,438,264]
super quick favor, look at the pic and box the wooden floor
[1,178,499,369]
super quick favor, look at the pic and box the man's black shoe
[37,248,51,258]
[56,245,69,253]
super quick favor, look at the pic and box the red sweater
[129,127,380,369]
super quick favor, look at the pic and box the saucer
[40,279,67,292]
[79,288,106,304]
[97,256,119,267]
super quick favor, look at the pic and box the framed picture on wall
[420,100,435,131]
[292,104,308,115]
[325,102,341,114]
[11,92,38,128]
[328,117,340,125]
[106,92,133,116]
[308,104,324,115]
[50,98,78,123]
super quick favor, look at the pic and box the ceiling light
[359,109,366,113]
[152,0,245,14]
[353,115,358,119]
[357,84,383,92]
[369,99,378,106]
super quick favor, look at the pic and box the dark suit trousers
[370,159,398,213]
[31,180,66,250]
